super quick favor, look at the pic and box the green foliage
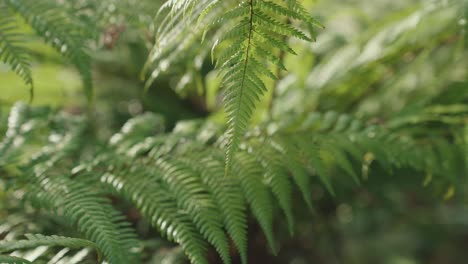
[0,0,466,264]
[0,4,33,99]
[144,0,323,175]
[0,0,92,100]
[1,96,465,263]
[0,234,99,258]
[0,0,159,101]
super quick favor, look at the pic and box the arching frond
[0,5,33,99]
[5,0,93,100]
[1,100,464,264]
[0,234,100,260]
[145,0,322,174]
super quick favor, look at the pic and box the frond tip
[2,104,464,264]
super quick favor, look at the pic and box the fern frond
[28,175,140,264]
[3,104,463,264]
[99,164,209,264]
[270,136,314,209]
[143,0,216,91]
[247,138,295,235]
[17,117,141,264]
[210,0,319,175]
[288,134,336,195]
[0,255,32,264]
[179,153,248,264]
[153,157,231,264]
[6,0,93,100]
[0,5,33,100]
[0,234,100,260]
[0,102,29,160]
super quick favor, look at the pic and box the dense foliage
[1,0,467,263]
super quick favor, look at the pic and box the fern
[0,1,465,264]
[0,103,140,264]
[0,4,33,100]
[99,167,209,264]
[5,0,93,100]
[210,0,321,174]
[145,0,323,174]
[0,0,157,100]
[3,101,464,264]
[0,234,100,259]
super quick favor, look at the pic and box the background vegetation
[1,0,467,263]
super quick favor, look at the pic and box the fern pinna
[1,102,464,264]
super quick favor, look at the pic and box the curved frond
[0,5,33,99]
[2,97,464,264]
[0,234,100,260]
[99,161,209,264]
[6,0,93,100]
[145,1,322,173]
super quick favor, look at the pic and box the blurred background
[1,0,467,263]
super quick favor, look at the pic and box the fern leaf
[270,136,314,210]
[22,119,140,264]
[288,134,335,195]
[215,0,318,175]
[319,136,360,184]
[147,0,321,175]
[234,152,276,254]
[180,153,249,264]
[100,166,209,264]
[30,177,140,264]
[154,158,231,264]
[0,5,33,99]
[0,234,100,260]
[6,0,93,100]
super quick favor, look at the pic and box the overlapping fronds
[2,101,464,264]
[0,255,32,264]
[5,0,93,100]
[1,1,466,264]
[0,234,99,257]
[295,0,466,116]
[0,103,140,264]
